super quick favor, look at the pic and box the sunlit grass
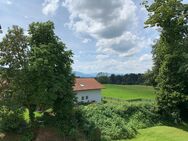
[102,84,155,100]
[120,125,188,141]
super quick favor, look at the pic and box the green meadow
[102,84,155,100]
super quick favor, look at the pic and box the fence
[102,96,154,103]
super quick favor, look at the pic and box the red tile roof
[73,78,103,91]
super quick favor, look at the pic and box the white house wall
[75,89,101,103]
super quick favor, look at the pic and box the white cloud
[96,32,150,57]
[24,15,29,19]
[139,54,152,62]
[82,38,91,44]
[63,0,141,55]
[6,0,12,5]
[64,0,157,73]
[63,0,137,38]
[42,0,59,16]
[73,56,153,74]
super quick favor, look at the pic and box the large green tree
[0,21,75,125]
[27,21,75,122]
[144,0,188,121]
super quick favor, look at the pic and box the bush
[72,108,102,141]
[20,130,34,141]
[80,104,137,140]
[0,106,26,132]
[156,90,187,123]
[118,102,161,129]
[79,102,161,140]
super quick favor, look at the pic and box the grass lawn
[121,125,188,141]
[102,84,155,100]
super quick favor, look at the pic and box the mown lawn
[102,84,155,100]
[121,125,188,141]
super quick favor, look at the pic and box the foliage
[26,21,75,122]
[144,0,188,121]
[0,21,75,134]
[96,72,109,84]
[0,25,28,107]
[96,73,145,85]
[156,91,188,123]
[144,69,156,86]
[79,102,161,140]
[0,107,26,132]
[20,130,34,141]
[80,105,137,140]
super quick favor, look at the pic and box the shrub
[156,90,187,123]
[20,130,34,141]
[79,102,161,140]
[80,104,137,140]
[0,106,26,132]
[118,102,161,129]
[73,108,102,141]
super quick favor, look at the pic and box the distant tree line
[96,72,145,85]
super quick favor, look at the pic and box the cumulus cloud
[42,0,59,16]
[63,0,151,57]
[6,0,12,5]
[63,0,156,73]
[96,32,150,57]
[139,54,152,62]
[2,0,13,5]
[73,56,153,74]
[63,0,137,37]
[82,38,91,44]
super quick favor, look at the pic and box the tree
[0,21,75,126]
[0,26,29,132]
[26,21,75,123]
[144,0,188,121]
[96,72,109,84]
[110,74,116,84]
[0,25,28,108]
[144,69,156,86]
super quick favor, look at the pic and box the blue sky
[0,0,187,74]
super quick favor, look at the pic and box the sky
[0,0,187,74]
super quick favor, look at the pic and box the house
[73,78,103,103]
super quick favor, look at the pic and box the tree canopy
[96,73,145,85]
[144,0,188,121]
[0,21,75,125]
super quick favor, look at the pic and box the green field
[121,125,188,141]
[102,84,155,100]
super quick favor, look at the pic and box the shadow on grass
[176,122,188,132]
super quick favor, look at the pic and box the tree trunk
[29,104,36,126]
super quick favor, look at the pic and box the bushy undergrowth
[0,102,162,141]
[79,102,161,140]
[0,106,26,132]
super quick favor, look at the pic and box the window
[81,96,84,100]
[86,96,88,100]
[80,84,84,87]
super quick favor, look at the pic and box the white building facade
[74,78,103,103]
[76,89,101,103]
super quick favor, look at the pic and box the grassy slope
[121,126,188,141]
[102,84,155,100]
